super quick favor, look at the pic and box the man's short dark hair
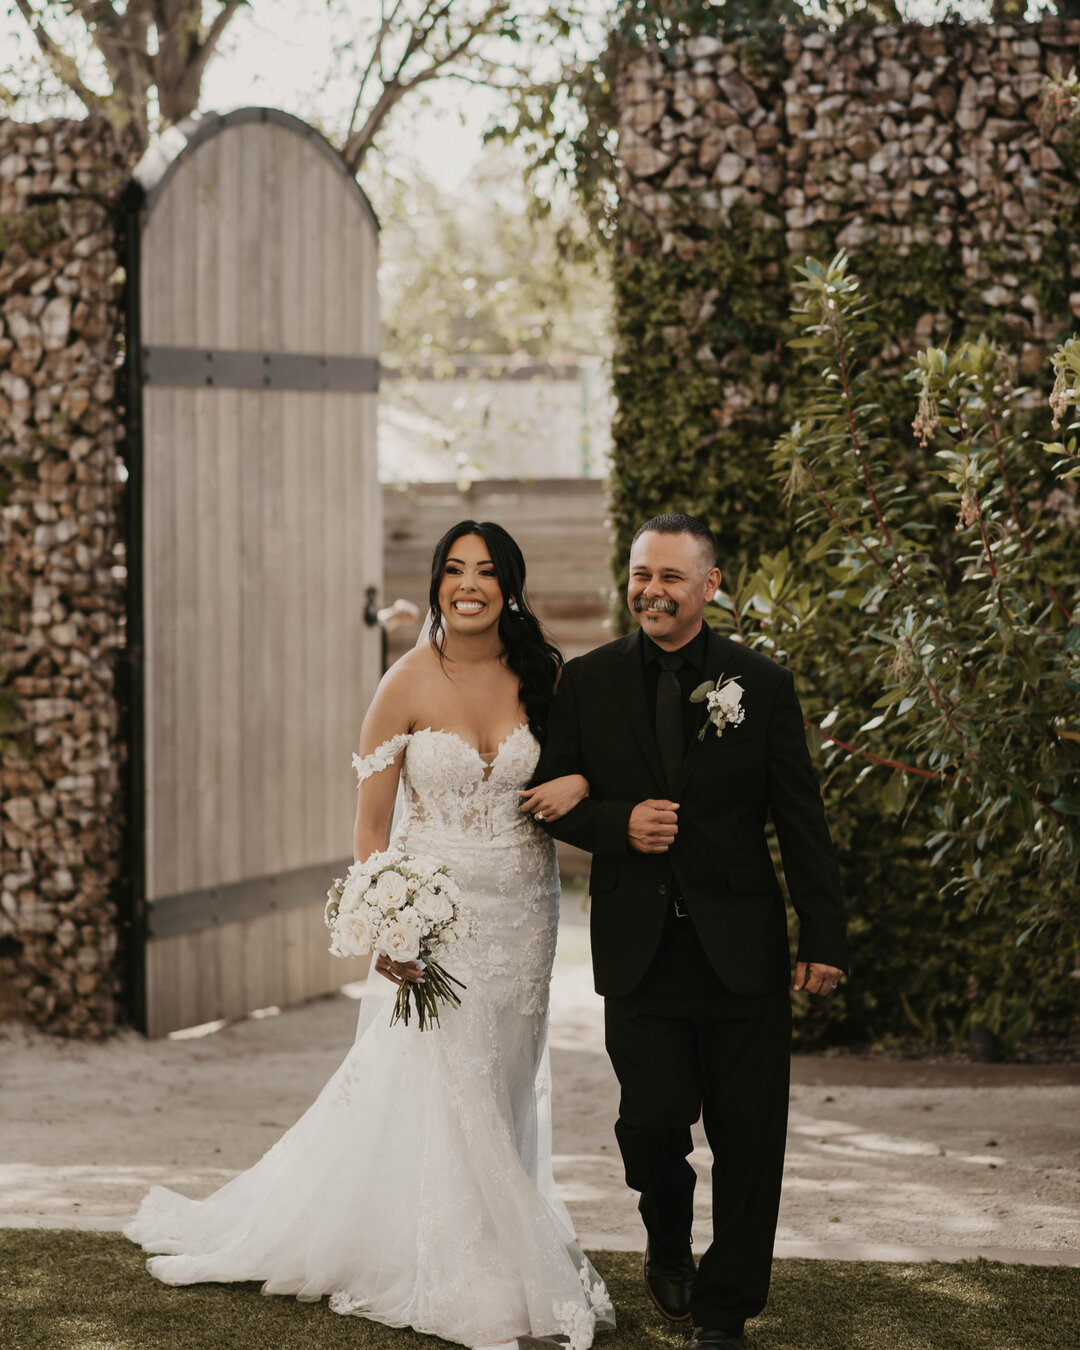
[631,513,718,571]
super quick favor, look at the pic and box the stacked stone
[616,19,1080,368]
[0,117,132,1036]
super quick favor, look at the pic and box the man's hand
[628,799,679,853]
[793,962,843,996]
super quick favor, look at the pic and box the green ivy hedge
[610,192,1079,1053]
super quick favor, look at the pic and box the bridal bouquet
[325,849,468,1030]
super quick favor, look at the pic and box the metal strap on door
[142,346,379,392]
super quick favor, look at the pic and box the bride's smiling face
[438,534,504,635]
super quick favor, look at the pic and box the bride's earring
[508,596,521,614]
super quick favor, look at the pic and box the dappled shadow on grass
[749,1258,1080,1350]
[2,1233,1078,1350]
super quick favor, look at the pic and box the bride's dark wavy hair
[427,520,563,741]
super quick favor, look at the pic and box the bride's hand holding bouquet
[325,849,471,1030]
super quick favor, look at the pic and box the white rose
[374,868,409,911]
[336,906,376,956]
[339,868,371,913]
[414,885,454,925]
[437,921,460,946]
[708,679,744,716]
[376,917,422,963]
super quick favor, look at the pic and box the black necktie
[655,653,684,794]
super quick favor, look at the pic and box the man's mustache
[632,595,678,616]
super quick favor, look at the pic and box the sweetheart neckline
[410,723,531,766]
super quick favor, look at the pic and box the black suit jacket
[533,627,848,999]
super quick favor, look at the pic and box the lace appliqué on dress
[352,733,411,783]
[555,1261,616,1350]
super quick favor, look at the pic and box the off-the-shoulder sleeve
[352,733,411,785]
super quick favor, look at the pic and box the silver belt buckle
[673,895,687,918]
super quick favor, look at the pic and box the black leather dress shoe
[642,1240,695,1321]
[686,1328,745,1349]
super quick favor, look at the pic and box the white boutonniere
[690,674,746,741]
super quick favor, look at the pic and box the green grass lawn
[3,1230,1077,1350]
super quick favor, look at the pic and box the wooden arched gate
[124,109,380,1036]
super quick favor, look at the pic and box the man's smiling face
[627,530,722,650]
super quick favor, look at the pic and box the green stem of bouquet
[389,958,466,1031]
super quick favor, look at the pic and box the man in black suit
[530,513,847,1349]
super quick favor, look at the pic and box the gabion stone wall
[616,19,1080,352]
[0,116,131,1037]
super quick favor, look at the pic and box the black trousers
[604,906,792,1334]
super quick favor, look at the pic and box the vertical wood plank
[359,216,380,356]
[172,932,199,1032]
[193,379,222,889]
[260,388,285,877]
[271,127,303,871]
[237,387,265,879]
[213,918,246,1021]
[359,390,381,705]
[193,132,220,348]
[141,393,168,898]
[169,140,201,897]
[295,134,322,352]
[342,183,365,358]
[216,385,243,883]
[238,119,265,353]
[281,389,306,867]
[141,175,170,344]
[172,389,200,896]
[194,922,221,1021]
[303,388,324,861]
[278,125,304,352]
[321,154,345,355]
[320,160,350,857]
[215,120,242,350]
[335,394,357,852]
[282,905,308,1008]
[261,122,284,352]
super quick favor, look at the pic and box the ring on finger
[535,811,545,821]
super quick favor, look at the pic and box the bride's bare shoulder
[386,642,444,685]
[374,643,444,709]
[357,645,442,750]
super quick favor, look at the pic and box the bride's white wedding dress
[124,724,614,1350]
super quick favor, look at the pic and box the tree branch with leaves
[336,0,584,174]
[9,0,246,149]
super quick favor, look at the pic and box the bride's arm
[352,668,411,863]
[352,663,425,986]
[519,773,589,824]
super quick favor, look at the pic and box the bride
[124,520,615,1350]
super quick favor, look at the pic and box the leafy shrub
[717,254,1079,1053]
